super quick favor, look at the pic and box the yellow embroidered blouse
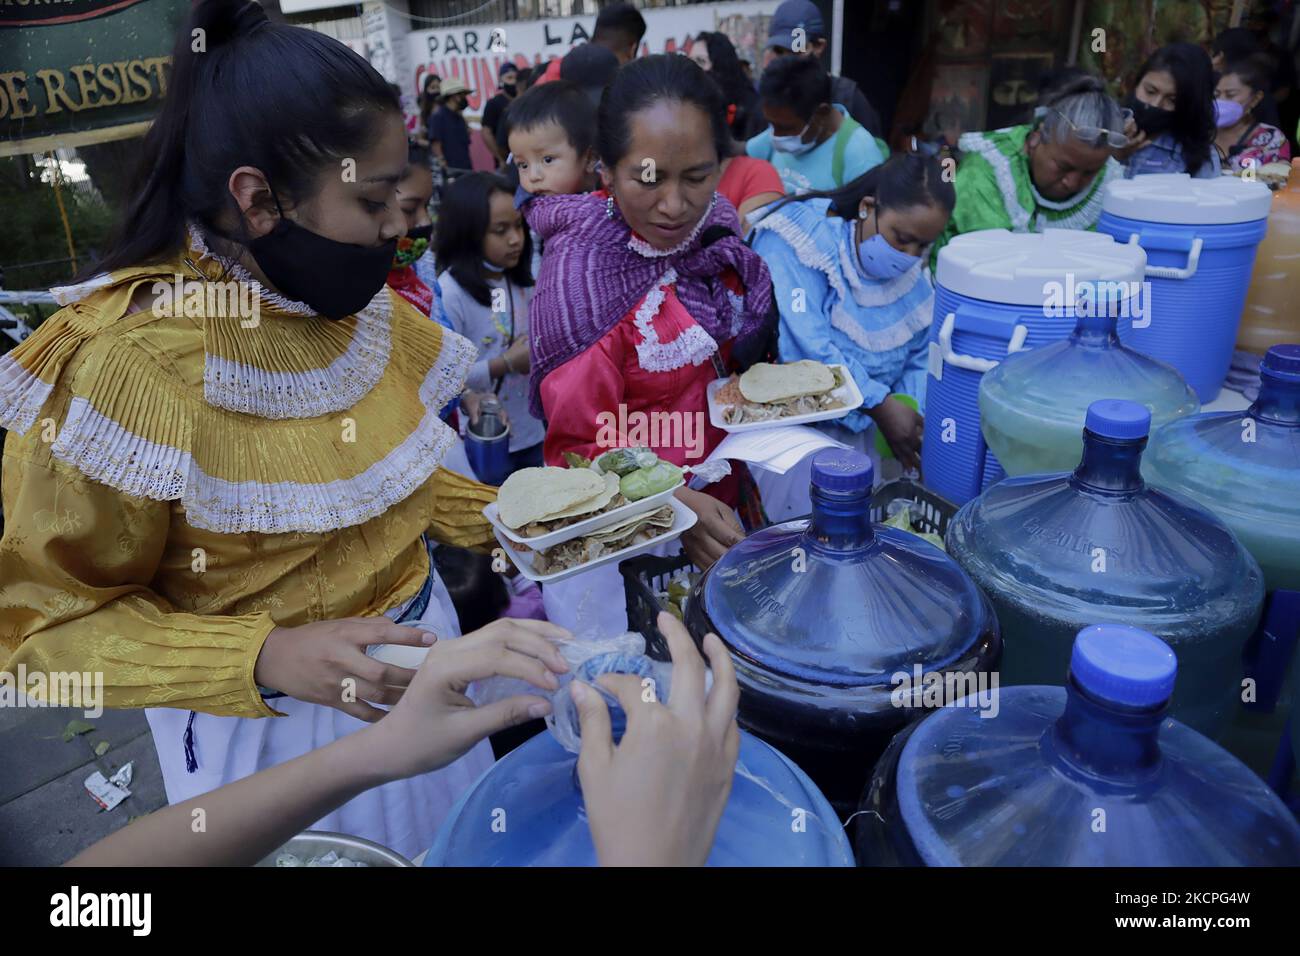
[0,232,496,719]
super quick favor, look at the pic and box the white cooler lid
[1102,173,1272,225]
[935,228,1146,306]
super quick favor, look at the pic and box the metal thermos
[465,395,512,485]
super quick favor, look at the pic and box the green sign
[0,0,188,156]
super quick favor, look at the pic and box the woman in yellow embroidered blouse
[0,1,567,859]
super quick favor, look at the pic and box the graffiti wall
[406,0,780,110]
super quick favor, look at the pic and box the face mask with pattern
[392,224,432,268]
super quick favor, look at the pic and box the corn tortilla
[497,467,607,529]
[739,360,837,404]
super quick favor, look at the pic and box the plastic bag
[595,447,658,476]
[620,461,684,500]
[548,650,675,754]
[466,631,646,718]
[468,632,718,755]
[882,502,945,551]
[684,458,732,485]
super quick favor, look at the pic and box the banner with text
[0,0,188,157]
[406,0,780,110]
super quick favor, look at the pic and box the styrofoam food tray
[484,478,684,550]
[707,363,863,432]
[491,495,696,584]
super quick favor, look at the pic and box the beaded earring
[606,195,615,219]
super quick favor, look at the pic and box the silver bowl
[256,830,414,867]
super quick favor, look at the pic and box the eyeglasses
[1045,107,1131,149]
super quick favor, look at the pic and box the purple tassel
[183,710,198,773]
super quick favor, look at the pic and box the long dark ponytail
[757,152,956,224]
[697,33,750,111]
[86,0,399,278]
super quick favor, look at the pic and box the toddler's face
[510,121,592,196]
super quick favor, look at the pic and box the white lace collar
[188,222,395,420]
[630,266,719,372]
[625,193,719,258]
[187,222,318,317]
[1029,177,1091,211]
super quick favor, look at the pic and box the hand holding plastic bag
[569,612,739,866]
[466,630,645,724]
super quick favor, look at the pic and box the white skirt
[144,559,493,863]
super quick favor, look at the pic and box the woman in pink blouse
[526,55,775,576]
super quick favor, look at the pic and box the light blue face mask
[857,231,919,280]
[771,120,816,155]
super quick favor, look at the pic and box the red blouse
[718,155,784,213]
[540,276,743,505]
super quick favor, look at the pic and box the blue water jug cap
[1261,344,1300,382]
[571,653,660,743]
[810,448,873,494]
[1069,624,1177,707]
[1084,399,1151,440]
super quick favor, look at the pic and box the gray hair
[1036,73,1126,146]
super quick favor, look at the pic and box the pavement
[0,704,167,866]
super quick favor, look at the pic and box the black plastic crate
[620,552,698,661]
[868,478,959,538]
[620,479,959,656]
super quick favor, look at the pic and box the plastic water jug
[924,228,1146,503]
[856,624,1300,865]
[1098,173,1272,402]
[424,651,854,866]
[1238,160,1300,356]
[684,448,1001,816]
[946,399,1265,737]
[980,308,1198,476]
[1144,344,1300,775]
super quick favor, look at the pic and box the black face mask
[1125,95,1176,137]
[406,223,433,243]
[502,82,517,96]
[248,214,397,320]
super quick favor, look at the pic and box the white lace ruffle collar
[625,194,719,258]
[187,222,395,420]
[958,132,1119,233]
[754,207,933,353]
[48,329,474,535]
[631,266,719,373]
[187,222,318,316]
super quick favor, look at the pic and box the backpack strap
[832,114,862,186]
